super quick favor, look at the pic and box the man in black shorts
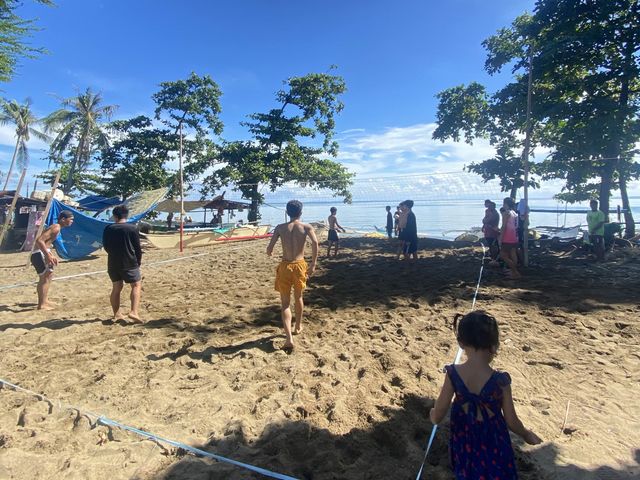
[32,210,74,310]
[102,204,143,322]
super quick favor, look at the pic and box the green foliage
[433,76,539,196]
[526,0,639,234]
[195,71,353,221]
[0,97,49,190]
[98,116,174,199]
[38,154,104,196]
[43,88,117,195]
[434,0,640,237]
[0,1,52,83]
[153,72,223,136]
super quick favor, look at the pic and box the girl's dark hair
[453,310,500,351]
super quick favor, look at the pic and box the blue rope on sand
[415,243,487,479]
[0,377,299,480]
[98,417,300,480]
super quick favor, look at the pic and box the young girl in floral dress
[430,311,541,479]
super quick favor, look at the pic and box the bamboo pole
[0,168,27,249]
[179,123,184,253]
[30,172,61,254]
[522,46,534,267]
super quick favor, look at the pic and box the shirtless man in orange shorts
[266,200,319,351]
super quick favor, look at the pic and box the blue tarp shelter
[77,195,120,212]
[46,188,166,259]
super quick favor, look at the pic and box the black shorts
[328,229,339,242]
[108,267,141,284]
[31,251,53,276]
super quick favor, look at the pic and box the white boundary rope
[415,243,487,480]
[0,240,270,292]
[0,377,298,479]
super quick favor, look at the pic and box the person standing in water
[267,200,319,352]
[31,210,74,310]
[327,206,345,257]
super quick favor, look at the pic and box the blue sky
[5,0,611,199]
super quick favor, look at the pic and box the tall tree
[43,88,117,194]
[193,71,354,221]
[433,79,540,198]
[0,0,52,83]
[482,1,640,235]
[152,72,223,209]
[98,116,176,199]
[0,98,49,190]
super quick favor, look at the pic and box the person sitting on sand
[482,199,500,261]
[327,206,346,257]
[499,197,521,279]
[430,310,541,479]
[398,200,418,262]
[31,210,74,310]
[102,204,143,323]
[267,200,319,352]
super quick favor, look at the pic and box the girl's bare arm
[430,374,454,425]
[501,385,542,445]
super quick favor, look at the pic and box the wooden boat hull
[143,231,223,249]
[143,225,271,249]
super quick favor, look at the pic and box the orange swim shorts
[275,259,308,293]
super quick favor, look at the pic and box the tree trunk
[1,137,21,191]
[64,134,85,194]
[598,159,616,223]
[248,184,260,222]
[509,184,518,199]
[619,173,635,237]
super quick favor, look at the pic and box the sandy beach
[0,238,638,479]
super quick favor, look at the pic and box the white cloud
[0,124,50,151]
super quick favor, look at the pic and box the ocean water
[213,198,639,240]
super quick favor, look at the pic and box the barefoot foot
[127,312,143,324]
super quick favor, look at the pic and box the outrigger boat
[143,224,271,249]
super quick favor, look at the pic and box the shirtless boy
[327,206,345,257]
[266,200,319,351]
[31,210,74,310]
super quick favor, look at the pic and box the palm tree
[44,88,117,194]
[0,98,49,191]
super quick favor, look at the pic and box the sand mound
[0,238,638,479]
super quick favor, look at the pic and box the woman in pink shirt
[500,197,521,279]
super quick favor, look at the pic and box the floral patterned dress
[445,364,517,480]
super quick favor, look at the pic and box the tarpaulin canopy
[46,188,167,259]
[154,199,209,213]
[77,195,121,212]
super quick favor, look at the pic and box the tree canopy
[192,71,353,221]
[0,0,52,83]
[433,0,640,236]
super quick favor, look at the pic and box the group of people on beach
[34,198,542,478]
[483,197,609,278]
[481,197,529,279]
[32,205,143,322]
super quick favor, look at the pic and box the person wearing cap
[31,210,74,310]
